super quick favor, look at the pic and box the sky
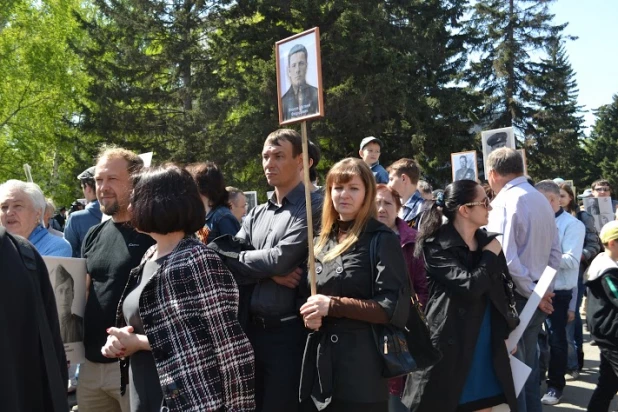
[550,0,618,134]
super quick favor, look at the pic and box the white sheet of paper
[139,152,153,167]
[510,355,531,397]
[505,266,557,353]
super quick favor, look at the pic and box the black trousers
[588,346,618,411]
[300,398,388,412]
[248,319,306,412]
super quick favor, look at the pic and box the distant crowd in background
[4,130,618,412]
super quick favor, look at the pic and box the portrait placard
[481,127,516,176]
[451,151,478,182]
[43,257,87,366]
[517,149,527,176]
[244,191,258,214]
[276,28,324,125]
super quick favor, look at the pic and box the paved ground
[67,332,617,412]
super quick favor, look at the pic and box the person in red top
[375,183,428,411]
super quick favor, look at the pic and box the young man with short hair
[387,158,423,228]
[591,179,618,211]
[359,136,388,183]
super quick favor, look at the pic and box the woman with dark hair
[186,162,240,243]
[375,184,428,412]
[101,165,254,412]
[299,158,410,412]
[402,180,518,412]
[559,183,600,375]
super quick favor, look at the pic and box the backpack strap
[3,230,68,412]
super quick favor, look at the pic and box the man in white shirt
[535,180,585,405]
[486,148,562,412]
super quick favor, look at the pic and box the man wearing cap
[281,44,319,121]
[64,166,102,258]
[585,221,618,410]
[486,131,508,152]
[359,136,389,184]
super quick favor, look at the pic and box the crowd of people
[2,129,618,412]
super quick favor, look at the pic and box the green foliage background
[1,0,615,206]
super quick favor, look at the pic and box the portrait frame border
[451,150,478,182]
[275,27,324,126]
[517,148,527,176]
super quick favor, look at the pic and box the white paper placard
[510,354,532,397]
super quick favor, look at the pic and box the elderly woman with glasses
[0,180,72,257]
[402,180,518,412]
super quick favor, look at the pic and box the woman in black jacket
[402,180,518,412]
[299,158,410,412]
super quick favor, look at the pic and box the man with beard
[281,44,319,121]
[78,147,155,412]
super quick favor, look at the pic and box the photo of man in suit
[54,264,83,343]
[454,155,476,181]
[281,44,319,121]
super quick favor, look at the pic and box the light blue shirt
[64,200,103,257]
[370,162,389,184]
[554,209,585,291]
[29,224,72,257]
[486,176,562,298]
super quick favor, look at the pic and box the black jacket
[586,258,618,349]
[299,219,410,407]
[402,223,517,412]
[0,228,68,412]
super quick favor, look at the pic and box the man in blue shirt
[387,158,424,229]
[359,136,388,184]
[64,167,102,258]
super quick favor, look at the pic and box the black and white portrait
[451,151,478,182]
[244,191,258,214]
[44,256,87,365]
[481,127,516,175]
[276,28,324,124]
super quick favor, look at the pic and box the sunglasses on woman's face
[463,197,491,209]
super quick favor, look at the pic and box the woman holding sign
[299,158,410,412]
[402,180,518,412]
[101,165,254,412]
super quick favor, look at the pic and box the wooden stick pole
[300,121,317,296]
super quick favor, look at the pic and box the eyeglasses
[463,197,491,209]
[594,187,610,192]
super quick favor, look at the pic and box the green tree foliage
[584,94,618,189]
[465,0,572,134]
[207,0,478,190]
[0,0,90,205]
[525,38,586,184]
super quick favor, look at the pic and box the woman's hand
[101,326,150,358]
[300,294,331,318]
[483,238,502,255]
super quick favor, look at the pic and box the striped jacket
[116,237,255,411]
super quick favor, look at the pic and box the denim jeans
[546,289,573,391]
[567,275,585,371]
[515,295,548,412]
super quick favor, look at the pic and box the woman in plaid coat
[102,165,255,411]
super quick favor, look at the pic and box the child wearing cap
[586,220,618,410]
[359,136,389,183]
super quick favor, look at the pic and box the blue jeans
[567,275,585,371]
[515,295,548,412]
[546,289,573,391]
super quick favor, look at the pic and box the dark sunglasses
[463,197,491,209]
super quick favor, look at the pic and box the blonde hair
[96,145,144,175]
[315,158,377,261]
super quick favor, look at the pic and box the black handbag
[502,272,520,332]
[369,233,442,378]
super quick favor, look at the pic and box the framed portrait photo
[517,149,527,176]
[481,127,516,175]
[276,27,324,125]
[244,191,258,214]
[451,151,478,182]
